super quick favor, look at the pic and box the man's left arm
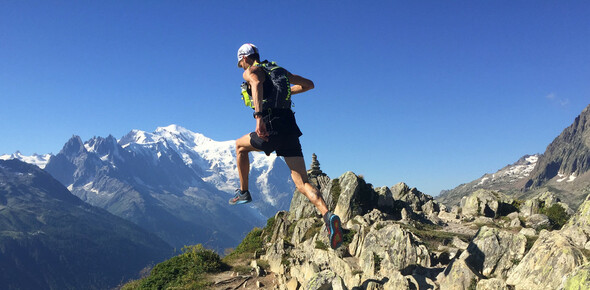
[288,73,314,95]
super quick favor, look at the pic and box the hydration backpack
[241,61,292,110]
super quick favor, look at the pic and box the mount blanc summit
[6,125,296,250]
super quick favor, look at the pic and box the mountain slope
[0,159,173,289]
[41,125,295,250]
[439,104,590,209]
[521,105,590,206]
[437,155,539,206]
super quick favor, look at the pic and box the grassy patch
[223,228,263,264]
[281,254,291,267]
[122,244,225,290]
[315,240,329,250]
[232,265,252,275]
[304,220,325,241]
[330,178,341,211]
[342,229,356,247]
[402,222,472,250]
[256,259,270,271]
[468,278,478,290]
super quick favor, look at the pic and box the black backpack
[241,61,292,110]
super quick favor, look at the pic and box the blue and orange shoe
[229,189,252,205]
[324,211,343,249]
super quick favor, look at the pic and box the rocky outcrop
[437,256,478,290]
[437,226,526,289]
[463,226,527,279]
[252,169,590,290]
[357,222,430,275]
[460,189,514,218]
[559,262,590,289]
[260,171,451,289]
[506,230,587,289]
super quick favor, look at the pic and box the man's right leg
[283,156,328,215]
[284,156,343,249]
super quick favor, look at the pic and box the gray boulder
[559,262,590,290]
[477,278,509,290]
[461,189,511,218]
[437,255,478,290]
[382,270,409,290]
[375,186,394,210]
[304,270,338,290]
[525,214,551,230]
[506,230,587,289]
[357,223,430,276]
[334,172,374,224]
[391,182,433,212]
[519,198,541,217]
[290,217,316,246]
[462,226,527,279]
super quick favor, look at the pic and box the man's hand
[256,117,269,141]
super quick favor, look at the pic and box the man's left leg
[236,133,261,191]
[230,133,261,205]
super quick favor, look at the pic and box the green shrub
[315,240,328,250]
[373,253,382,272]
[130,244,223,289]
[285,222,297,242]
[330,178,341,211]
[540,204,570,230]
[265,216,276,231]
[342,229,356,247]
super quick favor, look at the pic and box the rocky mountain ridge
[439,104,590,210]
[236,170,590,289]
[437,155,539,207]
[522,105,590,206]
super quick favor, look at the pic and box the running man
[229,43,343,249]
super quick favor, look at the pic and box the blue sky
[1,1,589,196]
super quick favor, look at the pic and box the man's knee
[236,135,252,155]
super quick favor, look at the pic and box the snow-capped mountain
[118,125,290,206]
[437,154,540,206]
[475,155,539,187]
[0,151,51,169]
[6,125,296,251]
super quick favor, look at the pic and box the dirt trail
[208,271,278,289]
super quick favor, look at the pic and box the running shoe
[324,212,343,249]
[229,189,252,205]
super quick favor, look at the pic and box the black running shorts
[250,132,303,157]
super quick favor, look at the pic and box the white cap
[237,43,258,67]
